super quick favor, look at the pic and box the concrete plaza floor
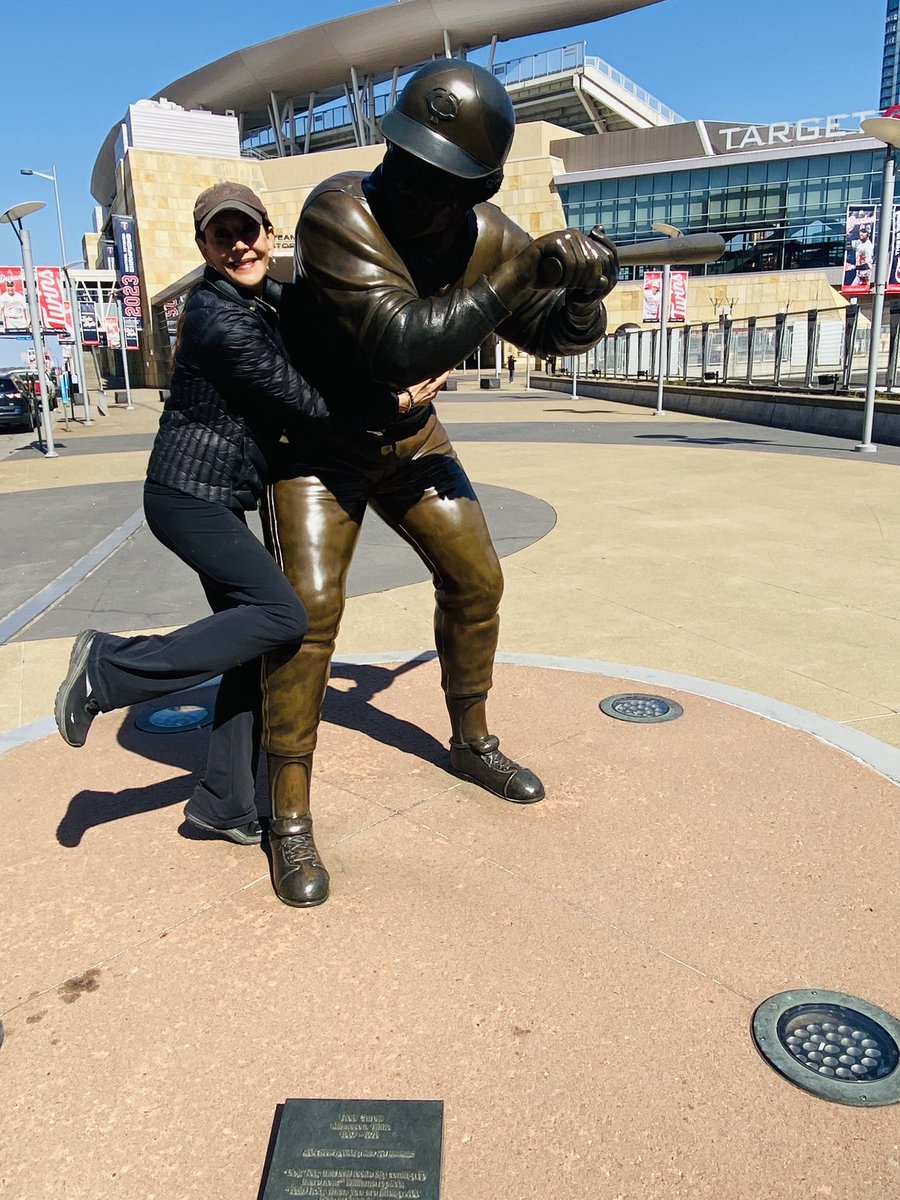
[2,381,900,1199]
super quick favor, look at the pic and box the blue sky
[1,0,885,266]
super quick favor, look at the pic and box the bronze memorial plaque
[261,1098,444,1200]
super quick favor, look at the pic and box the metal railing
[494,43,683,124]
[240,40,684,153]
[559,303,900,395]
[584,55,683,124]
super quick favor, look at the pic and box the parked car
[9,368,57,406]
[0,372,36,430]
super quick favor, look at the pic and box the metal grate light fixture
[599,693,683,724]
[135,704,212,733]
[752,990,900,1106]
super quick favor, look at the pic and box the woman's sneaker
[183,805,263,845]
[55,630,101,748]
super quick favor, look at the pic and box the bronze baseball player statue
[264,59,618,907]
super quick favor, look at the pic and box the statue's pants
[262,412,503,760]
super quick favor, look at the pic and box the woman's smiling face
[197,210,275,295]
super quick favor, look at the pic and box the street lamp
[0,201,57,457]
[856,114,900,452]
[651,221,683,417]
[20,168,67,263]
[20,166,92,423]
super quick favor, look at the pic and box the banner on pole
[80,300,100,346]
[669,270,689,322]
[105,316,121,349]
[34,266,71,335]
[0,265,74,335]
[123,317,140,350]
[888,206,900,294]
[0,267,29,332]
[111,215,144,330]
[642,270,689,322]
[842,204,877,295]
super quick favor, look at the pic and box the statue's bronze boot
[268,755,330,907]
[447,695,544,804]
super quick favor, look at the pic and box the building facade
[554,114,883,329]
[882,0,900,111]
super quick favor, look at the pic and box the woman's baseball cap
[193,182,270,233]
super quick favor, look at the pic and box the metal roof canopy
[91,0,663,203]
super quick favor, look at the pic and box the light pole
[20,167,67,262]
[0,202,57,457]
[856,114,900,452]
[20,166,93,422]
[651,221,683,417]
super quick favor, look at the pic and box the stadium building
[882,0,900,111]
[86,0,884,385]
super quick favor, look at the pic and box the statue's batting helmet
[380,59,516,179]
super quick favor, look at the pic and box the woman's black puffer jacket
[146,269,329,511]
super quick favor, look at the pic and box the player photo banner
[111,215,144,330]
[643,270,689,323]
[842,204,877,296]
[0,267,29,333]
[887,206,900,295]
[643,271,663,322]
[0,265,73,335]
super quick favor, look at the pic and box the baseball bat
[537,228,726,285]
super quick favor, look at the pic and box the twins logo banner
[669,270,688,322]
[123,317,140,351]
[79,300,100,347]
[111,215,143,331]
[34,266,71,334]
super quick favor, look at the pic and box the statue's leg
[261,473,366,905]
[371,416,544,803]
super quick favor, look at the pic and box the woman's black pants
[87,483,307,828]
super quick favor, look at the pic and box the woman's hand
[396,372,450,413]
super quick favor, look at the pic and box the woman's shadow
[55,654,443,847]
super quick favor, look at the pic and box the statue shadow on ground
[542,407,614,414]
[634,432,787,447]
[55,654,442,848]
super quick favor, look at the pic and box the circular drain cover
[752,990,900,1106]
[599,693,683,723]
[135,704,212,733]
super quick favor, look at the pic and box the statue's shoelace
[479,749,516,773]
[283,834,321,867]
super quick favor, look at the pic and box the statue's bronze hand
[490,228,617,302]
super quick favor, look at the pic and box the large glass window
[558,147,881,278]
